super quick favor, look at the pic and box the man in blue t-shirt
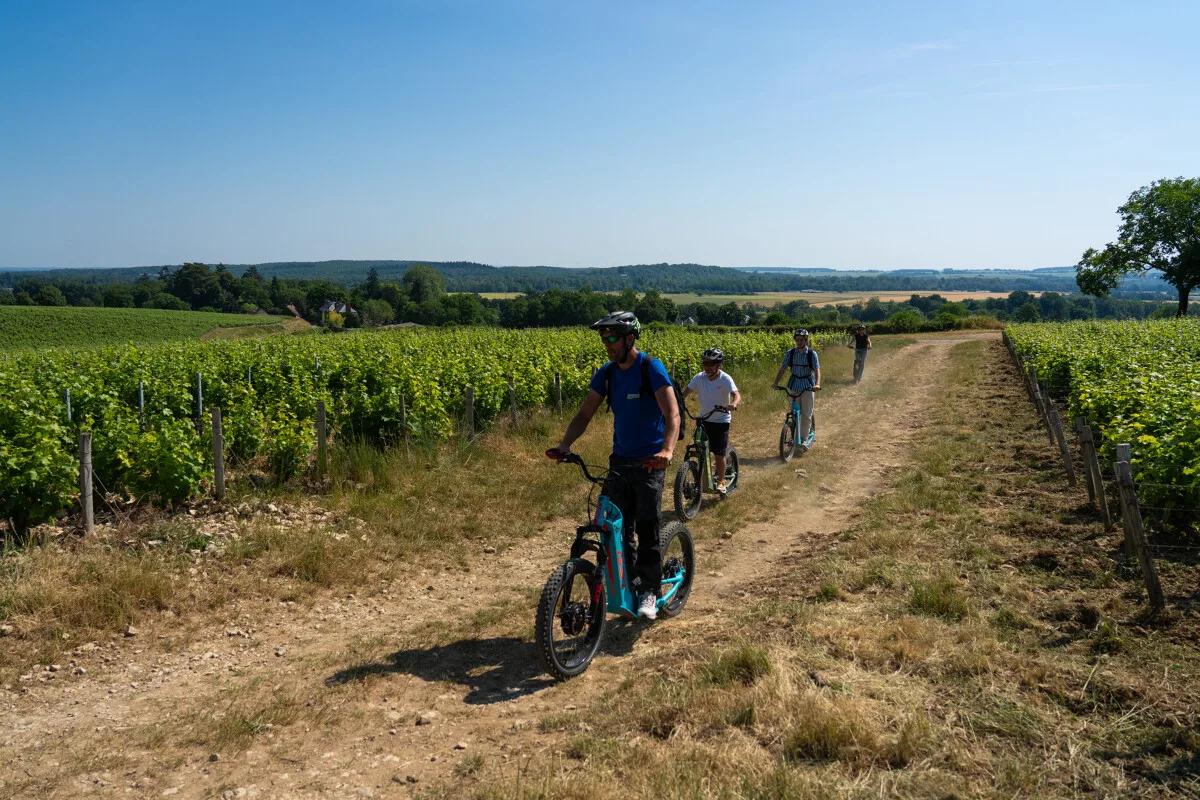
[549,311,680,620]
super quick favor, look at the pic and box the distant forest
[0,259,1175,295]
[0,262,1187,331]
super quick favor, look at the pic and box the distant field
[0,306,293,350]
[478,290,1032,306]
[665,290,1033,307]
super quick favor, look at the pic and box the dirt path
[0,334,996,799]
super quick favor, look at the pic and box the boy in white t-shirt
[682,348,741,494]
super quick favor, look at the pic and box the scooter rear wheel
[658,521,694,618]
[723,446,740,494]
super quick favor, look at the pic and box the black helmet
[590,311,642,339]
[793,328,810,337]
[702,347,725,363]
[856,323,866,330]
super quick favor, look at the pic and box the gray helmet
[591,311,642,339]
[793,328,810,337]
[701,347,725,363]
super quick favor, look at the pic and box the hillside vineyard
[0,327,815,532]
[1008,319,1200,520]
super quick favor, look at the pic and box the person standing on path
[851,323,872,384]
[682,347,741,495]
[549,311,680,621]
[772,329,821,451]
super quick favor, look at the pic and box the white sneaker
[715,480,728,495]
[638,593,658,621]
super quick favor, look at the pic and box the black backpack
[601,355,686,441]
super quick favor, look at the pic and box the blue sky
[1,0,1197,271]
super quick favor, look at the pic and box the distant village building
[318,300,357,322]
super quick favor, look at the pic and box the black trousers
[603,455,665,595]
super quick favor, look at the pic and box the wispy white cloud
[968,82,1143,97]
[1041,83,1141,92]
[968,58,1074,68]
[903,40,955,53]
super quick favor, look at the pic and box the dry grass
[0,338,904,686]
[6,335,1196,798]
[445,338,1200,799]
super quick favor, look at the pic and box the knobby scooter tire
[779,413,796,463]
[658,520,694,618]
[723,446,740,495]
[535,558,606,681]
[673,459,702,521]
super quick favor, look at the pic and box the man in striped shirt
[772,329,821,451]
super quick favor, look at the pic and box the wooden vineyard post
[211,407,225,500]
[399,392,410,450]
[1028,366,1045,418]
[465,387,475,438]
[1031,385,1055,448]
[554,372,563,417]
[316,401,328,479]
[1047,406,1076,486]
[1114,457,1165,612]
[1073,417,1096,506]
[508,375,518,427]
[1114,443,1134,553]
[1080,422,1112,531]
[65,388,72,423]
[78,433,93,534]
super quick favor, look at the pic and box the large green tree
[402,264,446,304]
[1076,177,1200,317]
[361,298,395,326]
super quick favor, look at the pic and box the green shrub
[909,575,968,621]
[703,643,772,686]
[0,384,77,537]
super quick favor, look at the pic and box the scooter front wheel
[673,459,702,520]
[779,414,796,463]
[535,558,606,681]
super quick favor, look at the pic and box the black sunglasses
[600,332,625,343]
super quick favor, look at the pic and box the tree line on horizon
[1,261,1189,331]
[2,259,1175,297]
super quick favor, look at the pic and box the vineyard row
[1,326,814,535]
[1005,318,1200,524]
